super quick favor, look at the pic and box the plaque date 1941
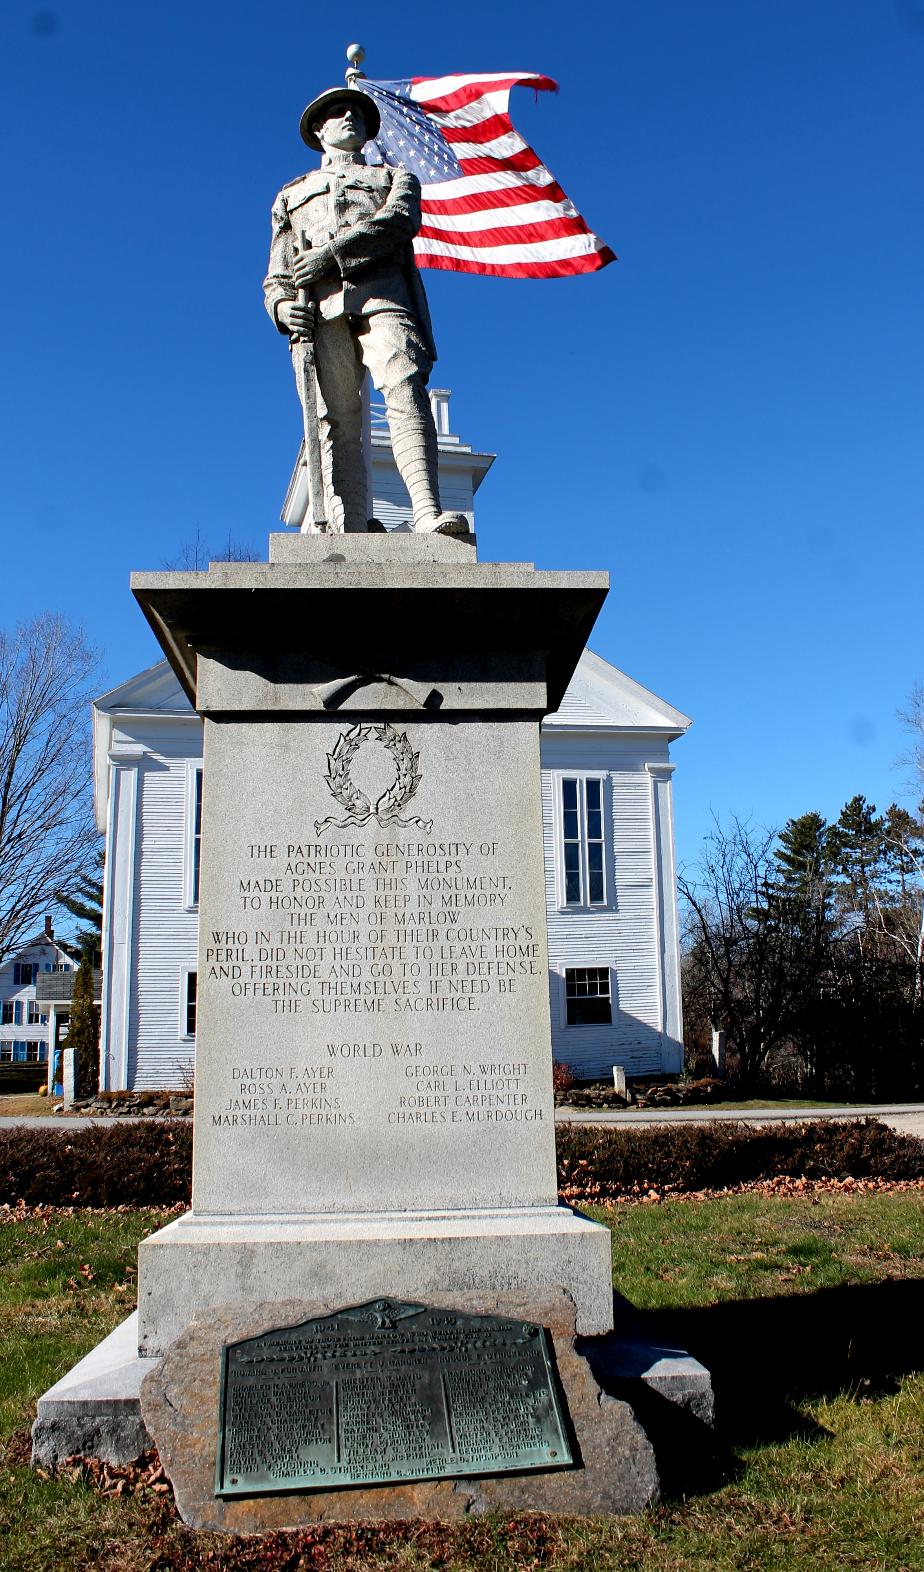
[215,1300,572,1497]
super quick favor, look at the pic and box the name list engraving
[215,1299,572,1497]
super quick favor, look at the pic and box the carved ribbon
[312,672,441,710]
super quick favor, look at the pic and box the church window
[564,967,612,1026]
[184,764,204,908]
[560,777,606,906]
[181,969,197,1038]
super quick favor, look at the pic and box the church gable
[546,650,691,736]
[95,661,192,715]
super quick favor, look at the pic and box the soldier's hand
[292,246,335,286]
[277,299,316,337]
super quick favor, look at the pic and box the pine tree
[66,952,99,1096]
[831,795,883,936]
[774,812,831,899]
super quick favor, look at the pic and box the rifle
[292,248,328,532]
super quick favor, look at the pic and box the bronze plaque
[215,1298,572,1496]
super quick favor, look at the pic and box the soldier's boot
[390,415,470,537]
[331,467,369,534]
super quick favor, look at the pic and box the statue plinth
[130,533,613,1354]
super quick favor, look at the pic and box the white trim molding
[182,760,204,912]
[179,965,198,1042]
[645,762,683,1069]
[98,755,141,1091]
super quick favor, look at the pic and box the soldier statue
[263,84,468,536]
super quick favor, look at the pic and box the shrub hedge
[0,1117,922,1208]
[557,1117,924,1200]
[0,1121,193,1207]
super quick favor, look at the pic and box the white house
[0,921,74,1069]
[542,653,689,1078]
[94,394,690,1090]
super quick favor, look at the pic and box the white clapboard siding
[541,729,673,1080]
[129,735,198,1089]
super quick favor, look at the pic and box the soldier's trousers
[293,307,436,532]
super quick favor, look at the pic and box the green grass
[1,1197,924,1569]
[0,1208,174,1444]
[589,1189,924,1308]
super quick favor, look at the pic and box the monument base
[137,1204,614,1356]
[31,1314,156,1468]
[141,1291,661,1529]
[32,1304,714,1515]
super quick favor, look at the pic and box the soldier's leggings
[294,308,437,532]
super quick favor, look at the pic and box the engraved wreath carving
[314,723,433,835]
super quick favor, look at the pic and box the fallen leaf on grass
[59,1449,174,1504]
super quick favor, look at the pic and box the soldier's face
[316,105,367,153]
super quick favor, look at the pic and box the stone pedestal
[131,533,614,1352]
[33,532,715,1514]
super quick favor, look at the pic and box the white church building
[94,395,690,1091]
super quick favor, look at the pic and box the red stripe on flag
[412,75,558,113]
[413,246,615,279]
[457,149,544,176]
[439,113,514,145]
[421,180,571,214]
[417,214,593,248]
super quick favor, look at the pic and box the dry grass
[0,1093,51,1117]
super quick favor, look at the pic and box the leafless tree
[0,615,100,964]
[678,816,831,1087]
[161,527,261,570]
[900,681,924,804]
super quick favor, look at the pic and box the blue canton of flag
[362,79,463,183]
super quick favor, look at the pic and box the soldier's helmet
[300,87,381,151]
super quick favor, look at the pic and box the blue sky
[2,1,922,869]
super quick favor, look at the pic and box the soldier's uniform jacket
[263,154,437,362]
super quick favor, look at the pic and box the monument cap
[300,86,380,150]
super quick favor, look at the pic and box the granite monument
[32,52,712,1527]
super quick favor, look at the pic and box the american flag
[361,72,615,279]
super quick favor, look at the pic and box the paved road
[554,1103,924,1139]
[2,1104,924,1137]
